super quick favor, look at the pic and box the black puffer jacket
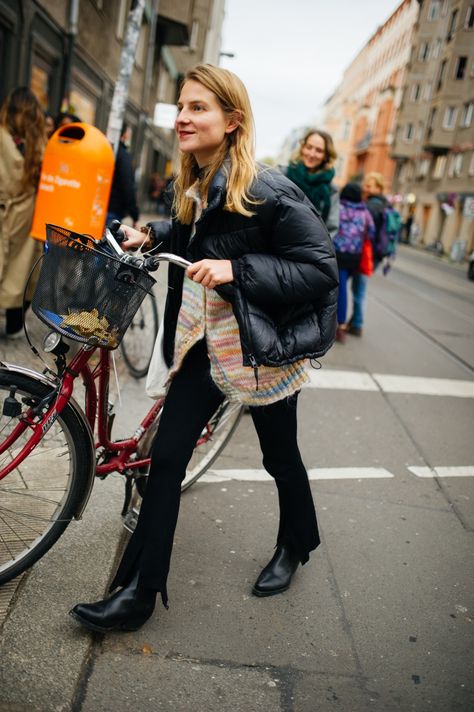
[148,166,338,369]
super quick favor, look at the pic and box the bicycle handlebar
[104,221,191,272]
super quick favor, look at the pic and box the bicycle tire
[120,291,159,379]
[135,399,243,498]
[0,371,93,584]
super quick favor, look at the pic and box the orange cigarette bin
[31,123,115,241]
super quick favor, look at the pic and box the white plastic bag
[145,319,169,398]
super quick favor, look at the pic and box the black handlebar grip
[108,219,125,243]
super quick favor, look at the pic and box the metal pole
[106,0,146,153]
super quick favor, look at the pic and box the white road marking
[305,368,474,398]
[201,467,394,482]
[199,466,474,483]
[408,466,474,478]
[306,369,379,391]
[373,374,474,398]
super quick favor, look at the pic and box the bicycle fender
[0,363,96,519]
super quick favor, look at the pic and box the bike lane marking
[306,369,474,398]
[408,466,474,478]
[200,466,474,482]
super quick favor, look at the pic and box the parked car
[468,251,474,281]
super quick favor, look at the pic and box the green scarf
[286,162,335,222]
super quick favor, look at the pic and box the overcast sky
[220,0,403,159]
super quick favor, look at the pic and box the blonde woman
[0,87,45,337]
[283,129,340,238]
[70,64,338,633]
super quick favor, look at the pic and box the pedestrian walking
[70,63,338,634]
[107,123,139,227]
[282,129,340,237]
[348,172,387,336]
[333,183,375,342]
[0,87,45,338]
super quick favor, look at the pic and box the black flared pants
[110,340,319,606]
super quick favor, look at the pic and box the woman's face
[300,133,326,171]
[176,80,236,167]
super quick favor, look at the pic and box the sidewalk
[0,227,473,711]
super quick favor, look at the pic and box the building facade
[0,0,225,205]
[391,0,474,254]
[323,0,419,191]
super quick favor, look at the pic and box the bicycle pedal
[122,506,140,533]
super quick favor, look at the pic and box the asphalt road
[0,244,473,712]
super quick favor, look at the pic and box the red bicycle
[0,224,242,584]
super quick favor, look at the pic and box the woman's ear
[225,110,242,135]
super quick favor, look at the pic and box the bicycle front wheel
[135,399,243,497]
[120,292,159,378]
[0,371,93,584]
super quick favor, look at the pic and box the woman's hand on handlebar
[187,259,233,289]
[118,225,149,251]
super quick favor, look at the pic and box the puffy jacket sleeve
[229,194,338,307]
[146,218,173,251]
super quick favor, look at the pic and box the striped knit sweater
[168,183,309,406]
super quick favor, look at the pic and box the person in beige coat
[0,87,45,337]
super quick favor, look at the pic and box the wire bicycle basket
[32,224,156,349]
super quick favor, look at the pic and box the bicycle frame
[0,343,163,484]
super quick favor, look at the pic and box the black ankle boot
[252,543,300,597]
[69,572,156,633]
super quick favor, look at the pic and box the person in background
[69,63,338,634]
[148,172,166,215]
[347,172,387,337]
[283,129,339,238]
[44,111,55,139]
[0,87,46,338]
[333,183,374,343]
[107,123,139,227]
[54,110,81,129]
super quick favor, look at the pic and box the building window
[443,106,457,129]
[453,154,464,176]
[437,59,447,90]
[404,123,415,141]
[423,82,432,101]
[417,158,430,177]
[116,0,129,39]
[465,5,474,28]
[447,9,458,40]
[432,38,442,59]
[454,56,468,79]
[432,156,447,179]
[448,154,463,177]
[411,83,421,101]
[460,102,474,127]
[418,42,430,61]
[468,152,474,176]
[427,107,437,138]
[428,0,441,20]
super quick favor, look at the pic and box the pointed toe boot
[252,543,300,597]
[69,573,155,633]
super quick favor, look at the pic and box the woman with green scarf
[283,129,339,238]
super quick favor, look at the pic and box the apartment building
[391,0,474,254]
[323,0,419,190]
[0,0,225,203]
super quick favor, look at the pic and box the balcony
[423,127,454,154]
[355,131,372,155]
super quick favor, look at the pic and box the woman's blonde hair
[0,87,45,190]
[364,172,385,191]
[173,64,257,224]
[292,129,337,171]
